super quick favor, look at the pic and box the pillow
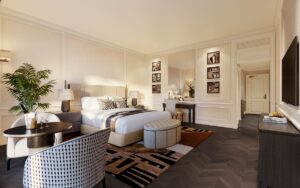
[114,99,127,108]
[81,96,109,111]
[98,99,115,110]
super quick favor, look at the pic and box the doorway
[245,73,270,114]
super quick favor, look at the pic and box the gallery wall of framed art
[206,51,220,93]
[152,61,161,93]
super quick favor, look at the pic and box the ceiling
[0,0,279,54]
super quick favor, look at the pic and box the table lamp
[129,90,139,106]
[59,89,74,112]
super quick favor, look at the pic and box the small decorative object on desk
[263,112,287,124]
[24,112,37,129]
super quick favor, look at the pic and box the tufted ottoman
[144,119,181,149]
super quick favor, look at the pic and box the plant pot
[24,112,37,129]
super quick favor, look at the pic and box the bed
[79,85,171,147]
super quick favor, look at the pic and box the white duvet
[82,108,171,134]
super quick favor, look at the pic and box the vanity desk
[163,99,196,124]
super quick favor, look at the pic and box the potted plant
[2,63,55,129]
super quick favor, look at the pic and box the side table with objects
[3,120,72,170]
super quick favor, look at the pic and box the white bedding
[82,108,171,134]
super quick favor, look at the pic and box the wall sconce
[0,50,12,62]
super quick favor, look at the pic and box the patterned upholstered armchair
[23,128,110,188]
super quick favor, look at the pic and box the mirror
[168,50,195,100]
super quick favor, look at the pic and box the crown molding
[147,27,275,58]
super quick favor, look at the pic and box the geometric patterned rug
[105,127,213,187]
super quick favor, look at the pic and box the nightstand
[54,111,82,134]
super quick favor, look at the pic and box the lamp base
[61,100,70,112]
[131,98,137,106]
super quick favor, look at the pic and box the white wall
[0,12,146,145]
[276,0,300,131]
[147,57,168,110]
[195,44,238,128]
[168,66,181,90]
[148,31,275,129]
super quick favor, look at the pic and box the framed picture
[152,73,161,83]
[207,51,220,64]
[207,66,220,79]
[207,82,220,93]
[152,84,161,93]
[152,61,161,71]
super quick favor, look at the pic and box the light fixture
[0,50,12,62]
[129,90,139,106]
[59,89,74,112]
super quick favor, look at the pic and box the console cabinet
[258,116,300,188]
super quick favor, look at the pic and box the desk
[175,103,196,124]
[3,122,72,148]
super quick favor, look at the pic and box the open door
[246,74,269,114]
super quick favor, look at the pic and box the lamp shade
[129,90,139,98]
[59,89,74,100]
[0,50,11,62]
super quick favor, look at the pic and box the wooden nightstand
[54,111,82,134]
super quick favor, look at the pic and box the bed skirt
[81,124,143,147]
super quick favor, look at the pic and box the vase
[24,112,37,129]
[189,91,195,98]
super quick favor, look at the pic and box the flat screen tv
[282,36,299,106]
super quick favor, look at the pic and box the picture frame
[207,66,220,79]
[207,81,220,93]
[152,61,161,71]
[152,84,161,93]
[152,73,161,83]
[207,51,220,64]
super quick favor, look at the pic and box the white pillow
[81,96,108,111]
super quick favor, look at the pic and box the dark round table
[3,122,72,148]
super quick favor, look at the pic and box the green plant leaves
[2,63,56,114]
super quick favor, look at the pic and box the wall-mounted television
[282,36,299,106]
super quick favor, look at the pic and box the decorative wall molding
[0,11,148,145]
[0,6,145,57]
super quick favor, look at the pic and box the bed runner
[104,110,149,130]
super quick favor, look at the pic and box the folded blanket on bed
[104,110,148,131]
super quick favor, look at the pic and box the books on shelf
[263,115,287,124]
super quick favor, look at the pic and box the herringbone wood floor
[0,115,259,188]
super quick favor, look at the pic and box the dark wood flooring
[0,115,259,188]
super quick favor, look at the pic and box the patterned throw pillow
[98,99,115,110]
[114,99,127,108]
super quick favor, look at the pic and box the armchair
[23,128,110,188]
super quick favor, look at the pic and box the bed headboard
[81,85,127,98]
[67,84,127,111]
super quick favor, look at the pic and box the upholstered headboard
[68,84,127,111]
[81,85,127,98]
